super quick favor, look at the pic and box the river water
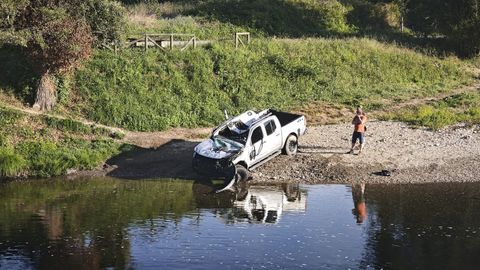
[0,178,479,269]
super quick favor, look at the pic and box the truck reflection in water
[193,182,308,225]
[228,184,307,224]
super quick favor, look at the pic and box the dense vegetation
[119,0,480,55]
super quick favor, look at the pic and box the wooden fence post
[144,34,148,52]
[235,32,250,49]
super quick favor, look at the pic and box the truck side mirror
[250,149,256,160]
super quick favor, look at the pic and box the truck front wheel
[284,135,298,156]
[235,165,249,183]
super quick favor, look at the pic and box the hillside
[70,38,472,131]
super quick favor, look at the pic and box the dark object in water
[373,169,393,177]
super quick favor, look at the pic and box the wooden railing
[100,32,251,53]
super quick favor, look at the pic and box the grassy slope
[380,91,480,130]
[0,105,121,178]
[72,38,472,131]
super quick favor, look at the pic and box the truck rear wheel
[235,165,249,183]
[284,135,298,156]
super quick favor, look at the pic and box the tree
[19,2,93,111]
[406,0,480,55]
[0,0,30,46]
[72,0,126,45]
[1,0,126,111]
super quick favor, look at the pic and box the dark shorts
[352,131,365,144]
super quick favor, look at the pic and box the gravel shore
[92,120,480,185]
[252,121,480,184]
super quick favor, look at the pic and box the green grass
[0,106,121,178]
[44,116,112,136]
[0,147,26,177]
[15,139,120,177]
[124,0,353,39]
[72,38,472,131]
[380,92,480,130]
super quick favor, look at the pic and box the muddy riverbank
[85,121,480,185]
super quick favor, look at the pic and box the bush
[0,146,26,177]
[0,107,23,125]
[75,0,127,43]
[344,0,402,31]
[44,117,90,133]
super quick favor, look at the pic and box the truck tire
[284,134,298,156]
[235,165,249,183]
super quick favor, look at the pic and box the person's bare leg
[358,143,364,154]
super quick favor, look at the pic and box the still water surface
[0,178,480,269]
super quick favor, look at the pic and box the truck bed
[270,110,302,127]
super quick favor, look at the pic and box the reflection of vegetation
[0,178,196,269]
[361,184,480,269]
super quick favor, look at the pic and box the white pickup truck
[192,109,307,186]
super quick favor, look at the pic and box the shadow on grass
[0,45,37,104]
[188,0,351,37]
[188,0,461,56]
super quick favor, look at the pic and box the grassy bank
[72,38,472,131]
[0,106,122,178]
[124,0,353,39]
[380,91,480,130]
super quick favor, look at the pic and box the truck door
[249,126,267,163]
[264,118,282,152]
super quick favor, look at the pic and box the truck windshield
[212,136,244,152]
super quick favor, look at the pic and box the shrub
[0,146,26,177]
[75,0,127,43]
[44,117,90,133]
[0,107,23,125]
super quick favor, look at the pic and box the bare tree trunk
[32,72,56,111]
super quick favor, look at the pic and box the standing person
[348,107,367,154]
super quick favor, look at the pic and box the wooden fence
[100,32,250,53]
